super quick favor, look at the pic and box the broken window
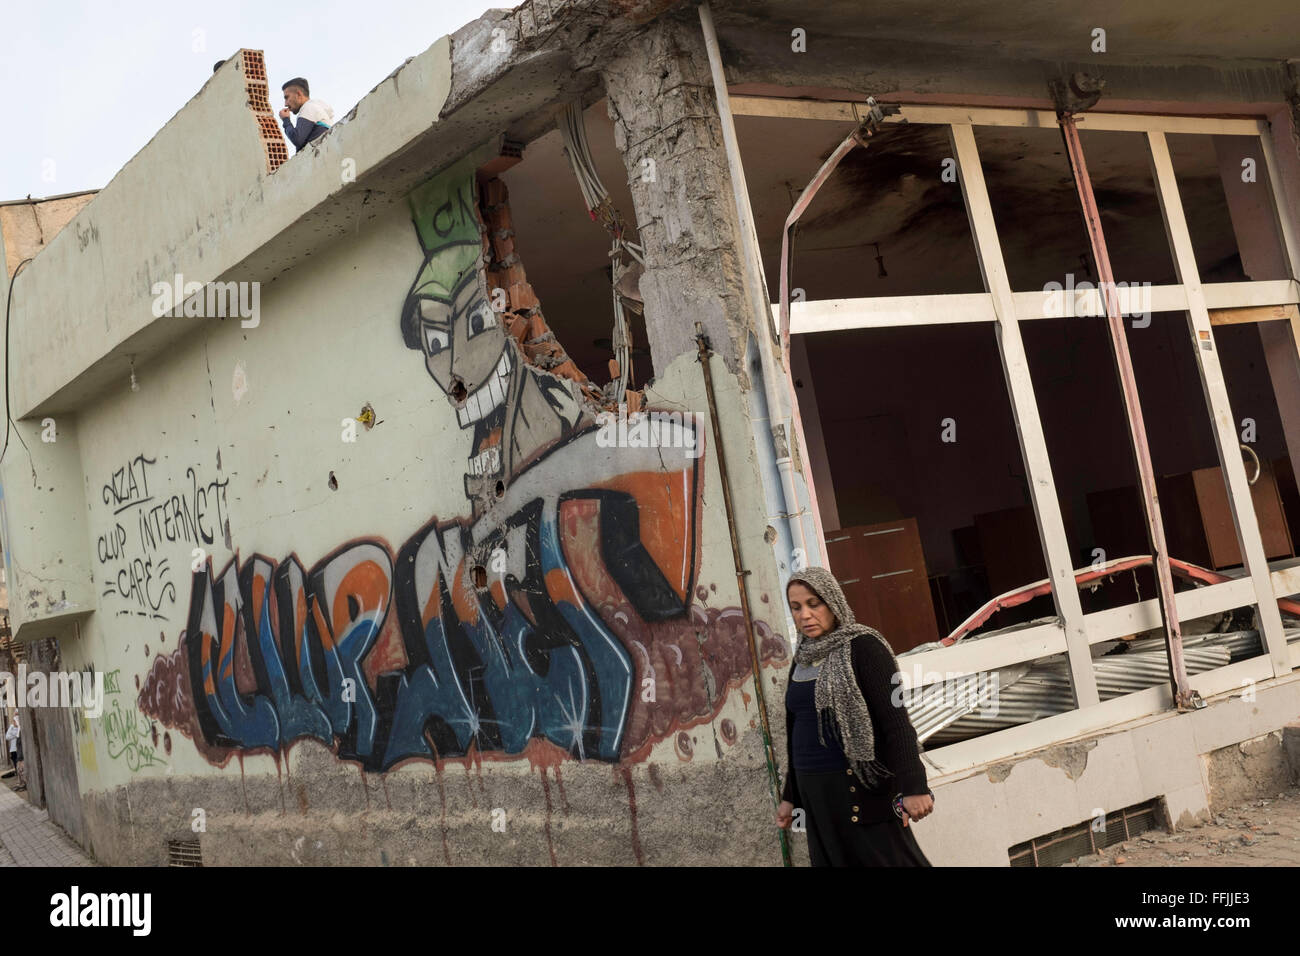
[1167,133,1292,283]
[1214,317,1300,571]
[1075,129,1180,286]
[796,322,1055,647]
[975,126,1097,292]
[1020,315,1153,612]
[733,95,1299,742]
[738,117,985,302]
[1125,311,1263,580]
[495,99,651,399]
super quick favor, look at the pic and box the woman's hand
[899,794,933,827]
[775,800,795,829]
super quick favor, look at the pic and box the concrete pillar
[599,15,752,376]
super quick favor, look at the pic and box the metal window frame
[741,96,1300,756]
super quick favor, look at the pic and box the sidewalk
[0,777,96,867]
[1072,786,1300,867]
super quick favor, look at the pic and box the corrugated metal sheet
[902,626,1299,747]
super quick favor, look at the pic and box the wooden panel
[1274,457,1300,555]
[1151,465,1294,570]
[1193,468,1239,568]
[1249,464,1294,559]
[1209,304,1300,326]
[1157,473,1214,568]
[823,518,940,653]
[1190,465,1292,567]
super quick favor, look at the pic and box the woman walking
[775,566,934,866]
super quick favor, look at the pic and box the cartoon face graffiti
[405,256,511,428]
[400,157,582,510]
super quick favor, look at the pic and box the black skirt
[799,770,932,867]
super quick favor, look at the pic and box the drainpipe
[697,1,822,571]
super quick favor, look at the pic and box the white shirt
[297,98,334,127]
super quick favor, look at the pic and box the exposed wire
[2,258,36,474]
[559,100,645,406]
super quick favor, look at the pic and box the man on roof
[279,77,334,152]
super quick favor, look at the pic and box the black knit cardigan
[781,633,930,806]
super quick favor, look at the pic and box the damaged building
[1,0,1299,866]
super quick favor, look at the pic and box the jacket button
[851,815,859,822]
[852,805,860,812]
[849,786,856,792]
[846,769,853,776]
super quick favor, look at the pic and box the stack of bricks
[478,176,642,412]
[239,50,289,173]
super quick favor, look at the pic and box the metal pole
[696,328,792,867]
[1057,114,1196,708]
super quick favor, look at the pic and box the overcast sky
[0,0,523,199]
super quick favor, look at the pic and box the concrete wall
[41,158,786,863]
[909,676,1300,866]
[0,193,97,279]
[0,11,799,863]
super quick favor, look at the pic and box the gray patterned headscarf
[788,566,896,790]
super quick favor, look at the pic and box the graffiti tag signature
[104,698,165,770]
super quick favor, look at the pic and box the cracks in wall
[14,559,83,616]
[985,738,1099,783]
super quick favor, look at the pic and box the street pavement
[1072,786,1300,867]
[0,773,96,867]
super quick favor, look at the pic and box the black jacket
[782,634,929,818]
[282,114,328,151]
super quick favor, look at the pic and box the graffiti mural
[139,154,787,772]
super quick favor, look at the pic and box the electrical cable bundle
[559,100,644,406]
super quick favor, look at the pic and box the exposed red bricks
[478,174,644,411]
[241,49,268,83]
[240,49,287,173]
